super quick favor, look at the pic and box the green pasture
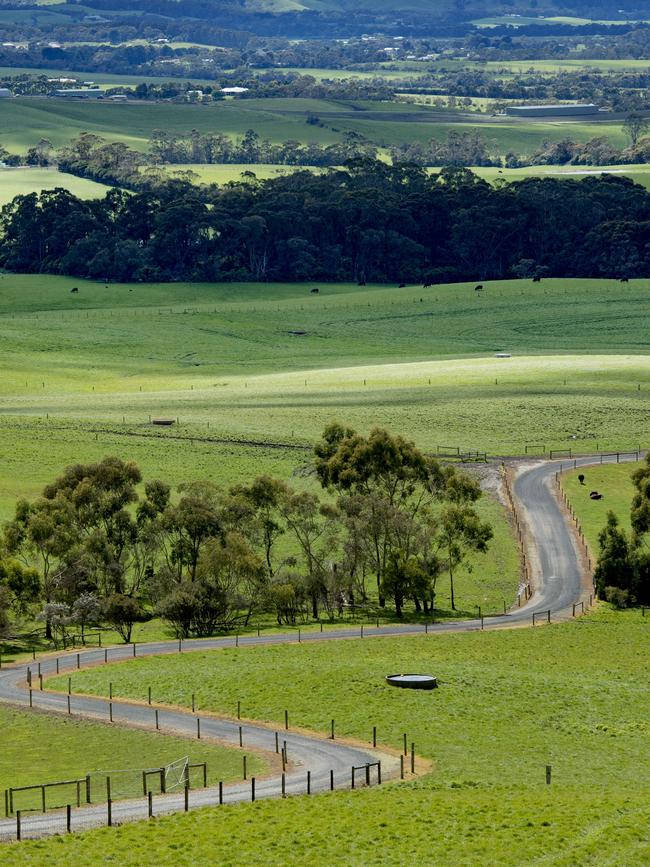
[0,97,342,154]
[472,163,650,191]
[31,606,650,865]
[157,163,323,184]
[0,167,110,205]
[0,704,268,811]
[482,58,650,73]
[562,462,637,555]
[0,95,629,156]
[472,14,641,27]
[0,277,649,478]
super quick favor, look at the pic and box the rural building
[53,87,103,99]
[0,88,13,98]
[506,103,600,117]
[221,86,250,95]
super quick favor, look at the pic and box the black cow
[533,276,541,283]
[621,277,629,283]
[398,283,406,288]
[70,287,79,293]
[310,287,319,294]
[474,284,483,292]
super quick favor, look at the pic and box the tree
[437,504,492,611]
[162,481,222,582]
[0,586,11,638]
[38,602,71,647]
[280,490,339,620]
[71,592,101,642]
[594,511,633,600]
[622,114,650,149]
[314,423,446,605]
[229,476,288,578]
[103,594,142,643]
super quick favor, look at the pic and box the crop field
[0,95,629,155]
[0,167,111,206]
[0,705,266,811]
[14,606,646,865]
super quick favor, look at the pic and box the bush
[603,586,634,609]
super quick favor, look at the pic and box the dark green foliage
[2,165,649,282]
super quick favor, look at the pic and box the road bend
[0,453,639,840]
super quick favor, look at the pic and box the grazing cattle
[533,276,541,283]
[474,284,483,292]
[423,282,432,288]
[358,280,366,286]
[621,277,629,283]
[310,287,319,294]
[589,491,603,500]
[398,283,406,288]
[70,287,79,293]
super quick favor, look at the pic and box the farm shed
[506,103,600,117]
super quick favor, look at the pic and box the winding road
[0,454,636,840]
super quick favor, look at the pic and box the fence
[5,763,208,817]
[0,759,385,842]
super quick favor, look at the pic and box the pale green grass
[472,164,650,191]
[0,277,648,466]
[26,607,649,865]
[0,704,267,812]
[0,167,111,205]
[483,58,650,73]
[156,163,323,183]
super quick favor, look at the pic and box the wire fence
[0,759,385,843]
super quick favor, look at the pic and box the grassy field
[156,163,323,184]
[0,95,630,155]
[0,276,648,472]
[0,167,110,205]
[561,462,638,556]
[472,164,650,191]
[23,606,649,865]
[0,704,268,812]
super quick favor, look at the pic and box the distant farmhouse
[506,103,601,117]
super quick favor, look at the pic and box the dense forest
[1,161,648,282]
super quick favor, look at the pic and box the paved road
[0,453,637,840]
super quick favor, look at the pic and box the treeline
[2,160,649,282]
[391,129,650,169]
[594,455,650,607]
[148,129,377,167]
[390,132,501,168]
[0,427,492,643]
